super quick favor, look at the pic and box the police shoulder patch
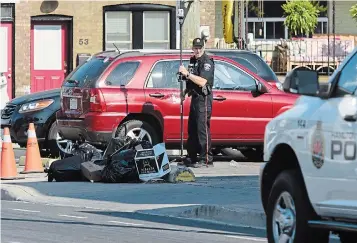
[204,63,211,71]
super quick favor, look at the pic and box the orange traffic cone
[20,123,44,174]
[1,127,23,180]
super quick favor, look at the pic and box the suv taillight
[89,88,107,112]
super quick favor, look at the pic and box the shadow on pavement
[5,175,260,206]
[1,214,266,238]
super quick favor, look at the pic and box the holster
[202,85,212,96]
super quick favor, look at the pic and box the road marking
[225,235,267,242]
[108,221,143,226]
[58,214,87,219]
[11,208,40,213]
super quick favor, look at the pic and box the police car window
[105,61,140,86]
[213,61,256,91]
[147,60,190,89]
[337,52,357,95]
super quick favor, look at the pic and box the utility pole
[245,0,248,46]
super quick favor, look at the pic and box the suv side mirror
[251,81,267,97]
[283,69,320,96]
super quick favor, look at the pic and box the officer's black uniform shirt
[188,53,214,96]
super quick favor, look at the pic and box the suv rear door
[60,55,113,119]
[144,59,190,141]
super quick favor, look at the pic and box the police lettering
[331,140,356,160]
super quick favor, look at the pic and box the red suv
[56,50,298,157]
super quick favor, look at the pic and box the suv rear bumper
[57,122,112,146]
[56,112,126,146]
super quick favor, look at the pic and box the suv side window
[105,61,140,86]
[213,61,257,91]
[147,60,189,89]
[337,52,357,95]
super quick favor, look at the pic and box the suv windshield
[63,56,113,88]
[209,51,279,82]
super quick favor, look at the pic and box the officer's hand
[179,65,189,77]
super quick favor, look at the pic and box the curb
[0,184,266,229]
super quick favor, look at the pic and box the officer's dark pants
[187,94,213,164]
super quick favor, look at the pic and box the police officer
[179,37,214,168]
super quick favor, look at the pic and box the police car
[260,47,357,243]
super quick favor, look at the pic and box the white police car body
[261,47,357,243]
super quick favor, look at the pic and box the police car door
[309,50,357,218]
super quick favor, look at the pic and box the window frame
[144,58,263,91]
[104,61,141,87]
[246,17,328,40]
[145,59,190,89]
[102,4,176,51]
[213,60,259,92]
[142,11,170,49]
[104,11,133,51]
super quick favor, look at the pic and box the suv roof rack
[95,49,238,61]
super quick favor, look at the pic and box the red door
[210,60,273,142]
[143,59,191,141]
[30,22,68,93]
[0,22,13,107]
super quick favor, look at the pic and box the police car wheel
[266,170,329,243]
[339,232,357,243]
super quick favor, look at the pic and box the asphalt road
[2,200,268,243]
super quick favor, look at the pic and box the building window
[314,21,328,34]
[0,3,14,21]
[103,4,175,51]
[105,11,132,50]
[248,22,264,39]
[247,17,328,39]
[143,11,170,49]
[266,21,285,39]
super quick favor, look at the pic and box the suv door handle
[213,96,226,101]
[149,93,165,98]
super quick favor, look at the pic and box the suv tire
[47,121,74,158]
[115,120,160,146]
[266,170,329,243]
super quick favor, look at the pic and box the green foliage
[248,1,264,18]
[282,0,320,36]
[311,1,327,15]
[350,4,357,22]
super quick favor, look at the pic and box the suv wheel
[115,120,160,146]
[267,170,329,243]
[47,121,74,158]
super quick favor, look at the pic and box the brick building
[0,0,356,100]
[0,0,215,99]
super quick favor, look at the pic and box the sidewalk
[1,162,266,229]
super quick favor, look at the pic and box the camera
[178,63,194,82]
